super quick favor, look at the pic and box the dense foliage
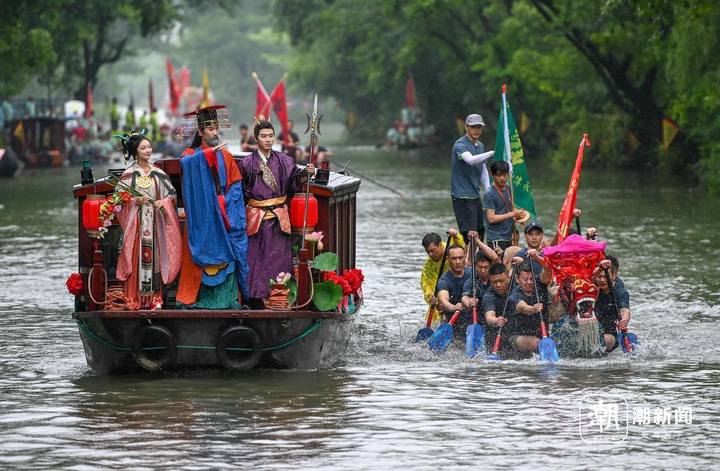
[273,0,720,192]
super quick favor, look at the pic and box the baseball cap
[465,114,485,126]
[524,221,544,234]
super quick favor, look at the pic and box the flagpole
[501,84,515,206]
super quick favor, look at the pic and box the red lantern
[289,193,318,230]
[82,194,104,233]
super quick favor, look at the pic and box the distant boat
[8,117,67,168]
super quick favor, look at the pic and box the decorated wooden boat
[70,156,362,374]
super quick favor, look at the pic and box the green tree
[0,1,57,97]
[171,0,291,123]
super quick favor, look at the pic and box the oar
[416,234,452,342]
[530,261,559,363]
[603,267,639,353]
[466,237,485,358]
[428,310,461,353]
[341,161,407,198]
[487,265,517,361]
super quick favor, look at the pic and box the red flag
[179,66,191,96]
[252,72,272,119]
[556,134,591,243]
[166,58,180,114]
[270,78,290,145]
[148,79,155,112]
[405,74,416,108]
[85,83,93,119]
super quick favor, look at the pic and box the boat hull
[74,309,356,374]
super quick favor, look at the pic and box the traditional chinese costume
[176,144,249,308]
[238,149,305,300]
[115,163,182,310]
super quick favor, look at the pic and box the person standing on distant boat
[239,123,258,152]
[450,113,495,244]
[115,132,182,310]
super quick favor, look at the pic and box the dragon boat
[70,156,362,374]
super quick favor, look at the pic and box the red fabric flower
[66,272,84,296]
[323,269,363,295]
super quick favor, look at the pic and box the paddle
[341,161,407,198]
[415,234,452,342]
[466,237,486,358]
[603,267,638,353]
[428,310,461,353]
[487,265,517,361]
[530,261,559,363]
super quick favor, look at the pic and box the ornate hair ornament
[112,129,147,161]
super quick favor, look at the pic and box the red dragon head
[570,278,599,319]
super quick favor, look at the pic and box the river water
[1,147,719,469]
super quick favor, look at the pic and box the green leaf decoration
[287,279,298,306]
[313,252,339,271]
[311,280,343,311]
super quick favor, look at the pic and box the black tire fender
[132,324,177,372]
[216,325,263,370]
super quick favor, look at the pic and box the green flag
[494,88,537,219]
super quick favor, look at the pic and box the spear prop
[301,93,323,248]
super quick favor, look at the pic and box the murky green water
[1,148,719,469]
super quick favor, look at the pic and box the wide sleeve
[224,172,250,300]
[290,161,308,194]
[115,199,139,282]
[155,198,182,284]
[153,169,176,201]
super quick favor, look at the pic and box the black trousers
[452,197,485,243]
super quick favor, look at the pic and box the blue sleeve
[226,180,249,299]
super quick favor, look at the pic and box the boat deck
[73,309,352,320]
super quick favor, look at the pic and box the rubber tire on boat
[216,325,263,371]
[131,324,177,372]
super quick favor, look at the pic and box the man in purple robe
[237,119,314,306]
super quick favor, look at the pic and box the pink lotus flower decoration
[274,272,292,285]
[305,231,323,243]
